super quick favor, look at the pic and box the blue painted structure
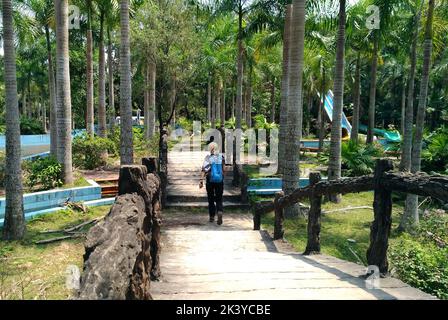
[0,179,103,226]
[322,90,352,138]
[0,134,50,148]
[247,177,328,196]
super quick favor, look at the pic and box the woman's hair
[209,142,219,154]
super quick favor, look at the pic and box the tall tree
[97,5,107,138]
[85,0,94,135]
[54,0,73,184]
[327,0,346,203]
[366,31,378,144]
[2,0,25,240]
[350,51,361,142]
[283,0,305,217]
[403,0,435,230]
[119,0,134,164]
[278,4,292,175]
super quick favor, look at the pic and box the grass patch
[0,205,111,300]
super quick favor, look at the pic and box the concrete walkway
[153,147,436,300]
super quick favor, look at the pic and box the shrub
[389,211,448,299]
[318,141,383,176]
[422,128,448,174]
[25,156,63,191]
[72,133,115,169]
[20,117,45,135]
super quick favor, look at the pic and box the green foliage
[422,128,448,174]
[176,117,193,133]
[72,133,115,170]
[319,141,383,177]
[253,114,278,130]
[20,117,45,135]
[389,211,448,299]
[25,156,63,191]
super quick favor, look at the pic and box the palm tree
[278,4,292,175]
[403,0,435,230]
[399,0,424,173]
[350,51,361,142]
[54,0,73,184]
[283,0,305,218]
[98,6,107,138]
[327,0,346,203]
[366,31,378,144]
[85,0,94,135]
[144,60,156,139]
[119,0,134,164]
[2,0,25,240]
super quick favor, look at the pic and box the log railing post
[159,130,168,208]
[366,159,394,276]
[142,157,158,174]
[253,206,261,231]
[274,191,285,240]
[304,172,322,255]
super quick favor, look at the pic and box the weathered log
[273,191,285,240]
[304,172,322,255]
[78,194,152,300]
[79,166,162,300]
[142,157,158,174]
[367,159,394,276]
[382,172,448,202]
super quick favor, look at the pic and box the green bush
[318,141,383,176]
[72,133,115,169]
[25,156,63,191]
[422,128,448,174]
[389,211,448,299]
[20,117,45,135]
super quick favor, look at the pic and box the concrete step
[167,194,241,203]
[165,201,249,210]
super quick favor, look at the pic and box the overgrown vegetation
[319,141,384,176]
[72,133,115,170]
[24,156,63,191]
[422,127,448,174]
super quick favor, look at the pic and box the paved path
[153,146,436,300]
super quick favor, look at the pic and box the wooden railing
[253,159,448,275]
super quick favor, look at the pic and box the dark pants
[206,181,224,217]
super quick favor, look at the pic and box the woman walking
[199,142,225,225]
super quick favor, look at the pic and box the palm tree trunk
[55,0,73,184]
[318,66,326,152]
[148,62,156,138]
[207,75,211,123]
[107,27,115,129]
[86,0,94,135]
[400,77,406,135]
[45,24,58,156]
[367,32,378,144]
[216,80,221,126]
[283,0,305,218]
[271,78,276,123]
[327,0,346,203]
[221,82,226,126]
[399,3,423,173]
[247,71,253,128]
[2,0,25,240]
[235,5,244,130]
[120,0,134,164]
[403,0,435,231]
[98,11,107,138]
[350,51,361,142]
